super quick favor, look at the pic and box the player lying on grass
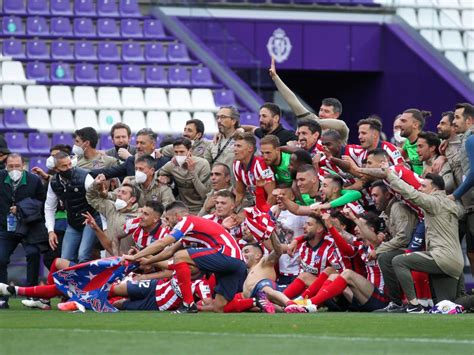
[285,211,389,313]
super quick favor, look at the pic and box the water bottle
[7,213,17,232]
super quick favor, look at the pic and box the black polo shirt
[255,124,297,146]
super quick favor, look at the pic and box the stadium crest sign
[267,28,292,63]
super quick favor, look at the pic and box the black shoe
[172,303,198,314]
[374,301,405,313]
[0,300,9,309]
[406,304,425,314]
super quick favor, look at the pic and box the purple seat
[5,133,29,155]
[4,110,28,130]
[120,19,142,39]
[29,156,48,173]
[97,18,120,38]
[50,17,73,37]
[3,16,25,36]
[0,114,5,131]
[75,63,97,84]
[50,62,73,83]
[100,134,114,150]
[122,42,144,62]
[3,39,25,59]
[28,133,50,155]
[74,18,96,38]
[51,40,74,60]
[168,66,191,86]
[51,0,73,16]
[241,112,259,126]
[26,61,48,81]
[3,0,27,15]
[214,89,236,107]
[168,43,191,63]
[98,42,120,61]
[144,42,167,62]
[51,132,73,147]
[97,0,119,17]
[143,19,166,39]
[26,40,49,60]
[119,0,141,17]
[121,64,144,85]
[74,0,96,16]
[191,67,213,87]
[145,66,168,85]
[26,16,49,37]
[27,0,50,15]
[98,64,120,84]
[74,41,97,61]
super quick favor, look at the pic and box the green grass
[2,300,474,355]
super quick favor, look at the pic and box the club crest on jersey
[267,28,292,64]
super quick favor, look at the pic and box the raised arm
[263,231,283,266]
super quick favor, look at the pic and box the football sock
[47,258,60,285]
[224,294,255,313]
[16,285,62,299]
[301,272,329,299]
[174,262,194,306]
[310,275,347,306]
[283,278,306,299]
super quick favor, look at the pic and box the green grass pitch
[2,300,474,355]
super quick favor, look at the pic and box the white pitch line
[1,328,473,345]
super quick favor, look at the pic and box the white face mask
[175,155,187,167]
[71,156,78,168]
[46,156,55,170]
[393,130,406,144]
[135,170,147,184]
[8,169,22,182]
[114,198,128,211]
[72,144,84,157]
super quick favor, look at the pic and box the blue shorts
[349,287,389,312]
[122,279,159,311]
[250,279,277,299]
[187,248,247,301]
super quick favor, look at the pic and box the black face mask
[59,169,73,180]
[115,145,127,152]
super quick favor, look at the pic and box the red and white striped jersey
[386,165,424,220]
[233,156,274,197]
[170,215,243,260]
[346,141,405,167]
[353,241,385,293]
[297,235,345,275]
[203,213,246,249]
[307,140,326,158]
[155,277,212,311]
[124,218,170,250]
[203,213,224,225]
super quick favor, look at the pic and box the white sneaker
[0,283,13,296]
[21,298,51,310]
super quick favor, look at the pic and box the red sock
[223,293,255,313]
[310,275,347,306]
[413,271,432,300]
[283,278,306,299]
[47,258,60,285]
[301,272,329,299]
[16,285,62,299]
[174,262,194,305]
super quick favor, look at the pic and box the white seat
[1,61,30,84]
[462,10,474,30]
[445,50,467,71]
[416,0,437,6]
[97,87,122,109]
[418,8,441,28]
[144,88,169,110]
[441,30,464,50]
[98,110,121,133]
[169,111,192,134]
[397,8,419,28]
[50,85,75,109]
[460,0,474,9]
[191,89,217,111]
[50,109,75,132]
[75,109,99,129]
[121,87,146,110]
[467,52,474,72]
[396,0,417,6]
[73,86,99,109]
[146,111,171,134]
[464,31,474,50]
[436,0,460,8]
[420,29,442,49]
[439,10,462,29]
[27,108,51,131]
[193,111,218,135]
[25,85,51,108]
[122,111,146,133]
[470,72,474,81]
[168,89,193,111]
[1,84,26,108]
